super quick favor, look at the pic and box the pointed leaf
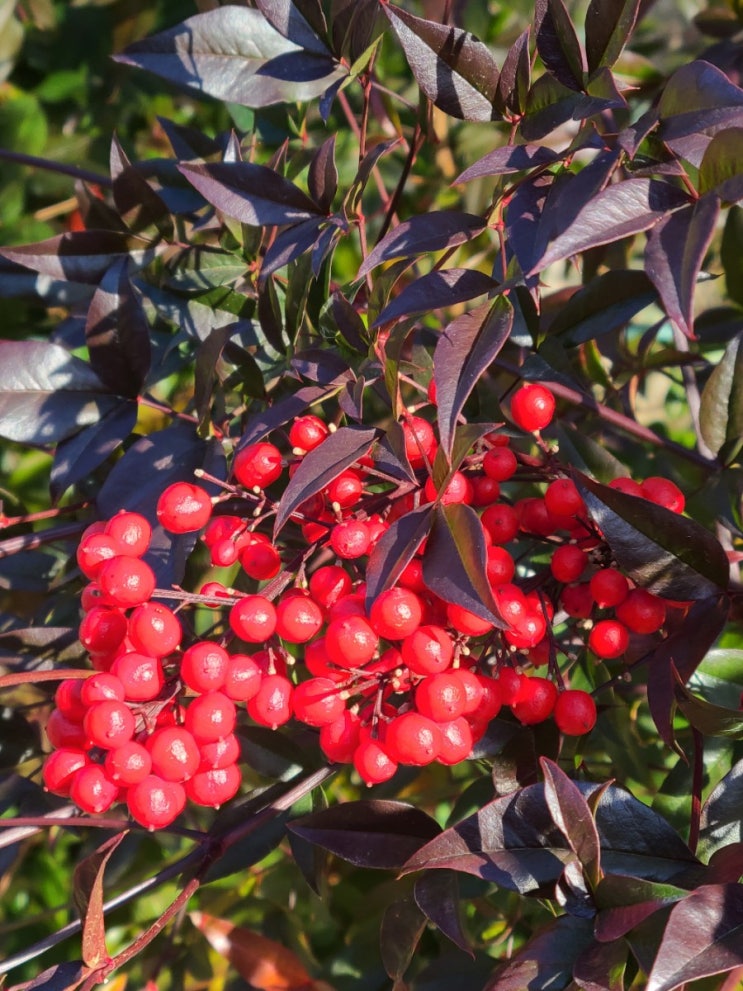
[0,340,119,445]
[483,916,595,991]
[548,270,657,345]
[674,676,743,737]
[535,0,586,91]
[422,503,504,627]
[646,885,743,991]
[0,230,153,284]
[414,870,472,955]
[72,832,126,969]
[434,295,513,457]
[85,257,151,397]
[308,135,338,212]
[237,385,340,451]
[115,6,346,109]
[254,0,331,55]
[645,195,720,339]
[521,73,620,141]
[365,506,434,606]
[288,800,441,870]
[50,403,138,502]
[541,758,601,887]
[495,28,532,116]
[455,143,560,183]
[110,135,173,239]
[261,218,326,280]
[179,161,322,227]
[659,61,743,142]
[585,0,642,73]
[383,4,499,121]
[575,471,729,598]
[594,875,689,942]
[380,898,427,981]
[530,180,690,274]
[700,128,743,202]
[700,330,743,460]
[21,963,85,991]
[374,269,497,326]
[700,759,743,858]
[573,937,629,991]
[274,425,378,535]
[358,211,486,278]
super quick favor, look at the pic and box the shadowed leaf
[483,915,595,991]
[255,0,330,55]
[73,833,127,969]
[238,385,342,451]
[700,331,743,462]
[414,870,472,954]
[699,127,743,203]
[358,211,486,278]
[495,28,531,116]
[674,676,743,737]
[50,403,138,502]
[375,269,497,326]
[0,230,154,284]
[594,875,689,942]
[700,759,743,858]
[521,73,619,141]
[548,270,657,345]
[534,0,586,91]
[573,936,629,991]
[455,143,560,183]
[541,758,601,887]
[585,0,642,73]
[365,506,434,606]
[110,135,173,239]
[308,135,338,212]
[380,898,427,980]
[659,61,743,143]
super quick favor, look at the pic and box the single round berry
[486,546,516,586]
[247,674,294,729]
[292,677,346,727]
[230,595,277,643]
[330,520,371,559]
[127,775,186,829]
[180,641,229,693]
[326,470,364,509]
[45,708,87,750]
[70,764,119,814]
[510,383,556,432]
[147,727,201,782]
[423,471,472,506]
[289,415,329,453]
[436,717,474,765]
[544,479,585,518]
[98,555,156,608]
[84,699,136,749]
[42,749,89,796]
[608,476,643,497]
[233,442,283,489]
[385,712,442,766]
[185,764,242,807]
[54,679,87,721]
[503,608,547,649]
[185,691,237,742]
[199,733,241,770]
[588,619,630,659]
[470,475,501,507]
[401,625,454,676]
[640,476,685,514]
[550,544,588,583]
[111,652,165,702]
[369,587,423,641]
[483,447,517,482]
[615,588,666,635]
[80,672,126,706]
[238,535,282,580]
[481,503,519,544]
[76,533,123,579]
[353,737,398,785]
[446,602,493,637]
[510,677,558,725]
[79,606,128,655]
[320,710,362,763]
[223,653,263,702]
[589,569,629,609]
[156,482,213,533]
[105,741,152,785]
[402,416,437,467]
[554,690,597,735]
[560,583,595,619]
[128,602,181,657]
[325,615,379,668]
[275,592,324,643]
[415,671,466,722]
[515,497,554,537]
[104,511,152,557]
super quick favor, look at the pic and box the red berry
[180,641,229,693]
[147,727,201,782]
[560,583,594,619]
[42,749,89,796]
[76,533,122,579]
[510,383,556,432]
[615,588,666,635]
[554,690,597,735]
[289,415,329,452]
[45,708,87,750]
[589,569,629,609]
[111,652,165,702]
[423,471,472,506]
[320,710,361,763]
[104,511,152,557]
[544,479,585,518]
[128,602,181,657]
[515,497,553,537]
[486,546,515,586]
[353,737,398,785]
[481,503,519,544]
[185,691,237,742]
[156,482,212,533]
[79,606,128,655]
[385,712,442,766]
[325,615,379,668]
[84,699,135,749]
[238,535,282,580]
[104,741,152,785]
[185,764,242,807]
[292,677,346,727]
[127,775,186,829]
[446,601,493,637]
[550,544,588,583]
[98,555,156,608]
[330,520,371,559]
[275,592,324,643]
[233,442,283,489]
[608,476,643,497]
[80,672,126,706]
[402,416,436,467]
[588,619,630,658]
[223,653,263,702]
[510,677,558,725]
[470,475,502,507]
[483,447,517,482]
[401,625,454,675]
[326,470,364,509]
[415,671,466,722]
[247,674,294,729]
[230,595,277,643]
[70,764,119,814]
[640,476,685,514]
[503,608,547,649]
[199,733,241,770]
[369,587,423,641]
[436,717,474,765]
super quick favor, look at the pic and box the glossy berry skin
[483,447,517,482]
[111,652,165,702]
[353,738,398,785]
[230,595,277,643]
[70,764,119,814]
[415,671,466,722]
[184,691,237,742]
[423,471,472,506]
[199,733,241,770]
[147,727,201,782]
[127,775,186,829]
[319,710,361,763]
[385,712,442,766]
[401,625,453,676]
[104,741,152,785]
[615,588,666,635]
[247,674,294,729]
[98,556,155,608]
[156,482,212,533]
[330,520,371,559]
[550,544,588,583]
[180,641,229,693]
[275,593,324,643]
[481,503,519,544]
[233,442,283,489]
[510,383,556,432]
[589,619,629,659]
[544,479,585,518]
[589,569,629,609]
[83,699,136,749]
[324,616,379,668]
[369,587,423,641]
[309,565,352,610]
[223,653,263,702]
[292,677,346,727]
[289,415,329,452]
[402,416,436,467]
[76,533,122,579]
[326,470,364,509]
[436,717,474,765]
[80,672,126,706]
[238,536,281,580]
[510,677,558,725]
[640,476,685,514]
[185,764,242,807]
[554,690,597,735]
[79,606,128,655]
[42,749,89,796]
[104,511,151,557]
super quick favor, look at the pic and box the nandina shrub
[2,1,743,989]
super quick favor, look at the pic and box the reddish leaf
[646,885,743,991]
[307,135,338,213]
[529,179,690,274]
[254,0,330,55]
[585,0,642,73]
[18,962,85,991]
[433,295,513,458]
[455,143,560,183]
[273,424,378,535]
[179,161,322,227]
[700,758,743,858]
[573,938,629,991]
[261,218,327,280]
[483,915,596,991]
[645,194,720,339]
[190,911,333,991]
[422,503,505,628]
[594,876,688,942]
[374,269,497,326]
[521,73,619,142]
[72,832,127,969]
[358,211,486,278]
[534,0,586,91]
[383,4,499,121]
[238,385,342,451]
[414,870,472,955]
[541,758,601,888]
[110,135,173,239]
[0,230,154,285]
[380,898,427,981]
[659,61,743,143]
[495,28,532,116]
[365,506,434,606]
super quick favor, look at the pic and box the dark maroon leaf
[699,128,743,203]
[707,844,743,883]
[237,385,339,450]
[179,161,322,227]
[645,195,720,339]
[505,173,552,282]
[530,180,690,274]
[255,0,330,55]
[594,876,689,942]
[21,962,85,991]
[573,937,629,991]
[700,331,743,461]
[0,340,120,445]
[374,269,497,326]
[273,425,378,535]
[646,884,743,991]
[308,135,338,212]
[380,897,427,980]
[414,870,472,955]
[358,211,486,278]
[701,759,743,857]
[535,0,586,91]
[115,6,346,109]
[257,276,288,355]
[548,270,657,344]
[541,758,601,887]
[575,471,730,598]
[521,73,619,141]
[73,832,126,969]
[344,138,400,215]
[484,915,596,991]
[330,291,368,351]
[110,135,173,239]
[365,506,434,607]
[434,295,513,458]
[495,28,531,116]
[287,800,441,869]
[455,144,560,183]
[659,61,743,142]
[311,221,340,276]
[646,596,730,750]
[383,4,499,122]
[422,503,505,628]
[585,0,642,73]
[85,258,151,397]
[260,218,326,280]
[0,230,154,285]
[156,116,222,160]
[50,403,138,502]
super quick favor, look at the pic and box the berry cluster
[42,383,688,827]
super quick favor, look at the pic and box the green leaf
[699,128,743,202]
[674,677,743,738]
[700,330,743,463]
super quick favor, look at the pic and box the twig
[0,148,112,188]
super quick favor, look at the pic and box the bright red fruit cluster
[43,383,689,827]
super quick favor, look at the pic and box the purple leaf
[548,270,657,344]
[330,291,368,351]
[594,875,688,942]
[114,6,346,109]
[50,403,138,503]
[73,833,126,969]
[699,128,743,203]
[85,257,151,397]
[358,211,486,278]
[646,885,743,991]
[505,173,552,282]
[374,269,497,326]
[541,758,601,887]
[287,800,441,870]
[495,28,531,116]
[260,218,326,280]
[179,161,322,227]
[110,135,173,239]
[383,4,499,121]
[255,0,330,55]
[365,506,434,607]
[434,296,513,457]
[22,963,85,991]
[422,503,505,628]
[0,340,120,445]
[273,425,378,535]
[585,0,642,73]
[237,384,339,451]
[645,194,720,339]
[575,471,729,598]
[701,760,743,858]
[521,73,620,141]
[455,143,560,183]
[700,331,743,460]
[0,230,154,285]
[307,135,338,212]
[659,61,743,142]
[535,0,586,91]
[380,898,427,980]
[529,179,690,274]
[573,937,630,991]
[414,870,472,955]
[483,916,595,991]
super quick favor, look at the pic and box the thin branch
[0,148,112,188]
